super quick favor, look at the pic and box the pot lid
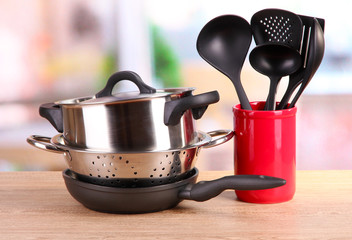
[57,71,195,105]
[57,88,195,105]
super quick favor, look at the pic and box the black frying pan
[63,168,286,214]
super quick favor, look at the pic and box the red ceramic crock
[233,101,297,203]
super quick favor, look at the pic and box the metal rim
[51,131,212,153]
[56,87,196,106]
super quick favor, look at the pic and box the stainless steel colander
[27,130,233,187]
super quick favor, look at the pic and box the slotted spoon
[250,9,303,110]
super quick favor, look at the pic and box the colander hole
[112,174,115,177]
[151,180,155,184]
[162,167,165,170]
[134,172,137,175]
[89,174,92,176]
[126,160,129,164]
[102,163,106,167]
[150,175,153,178]
[172,152,175,155]
[106,176,109,179]
[97,156,100,159]
[115,167,118,170]
[153,168,157,171]
[103,155,107,158]
[183,151,186,155]
[131,166,134,169]
[98,175,101,178]
[167,173,170,176]
[119,156,122,160]
[110,162,113,166]
[169,161,171,164]
[111,156,115,159]
[97,169,100,171]
[92,161,95,165]
[166,154,168,158]
[159,174,162,177]
[107,169,110,172]
[160,161,162,164]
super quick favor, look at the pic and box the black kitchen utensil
[286,18,325,109]
[63,168,286,214]
[277,16,325,110]
[250,9,303,110]
[196,15,252,110]
[249,44,302,110]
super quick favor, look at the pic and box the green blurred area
[151,25,182,88]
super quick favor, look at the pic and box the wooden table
[1,170,351,239]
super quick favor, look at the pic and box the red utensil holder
[233,101,297,203]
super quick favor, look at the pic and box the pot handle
[27,135,65,154]
[164,91,220,126]
[39,103,63,133]
[178,175,286,202]
[95,71,156,98]
[202,129,234,149]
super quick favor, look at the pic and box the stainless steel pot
[40,71,220,152]
[27,130,234,187]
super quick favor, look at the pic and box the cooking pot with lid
[40,71,220,152]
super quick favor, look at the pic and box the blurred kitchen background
[1,0,351,171]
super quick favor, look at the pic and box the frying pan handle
[178,175,286,202]
[95,71,156,98]
[202,129,234,149]
[39,103,63,133]
[27,135,65,154]
[164,91,220,126]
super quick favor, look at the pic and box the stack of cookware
[28,71,285,213]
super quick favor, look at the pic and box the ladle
[249,44,301,110]
[196,15,252,110]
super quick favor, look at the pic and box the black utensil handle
[95,71,156,98]
[39,103,63,132]
[178,175,286,202]
[164,91,220,126]
[277,75,303,110]
[264,77,281,110]
[287,83,304,108]
[232,79,252,110]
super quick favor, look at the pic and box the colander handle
[202,129,234,149]
[95,71,156,98]
[27,135,65,154]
